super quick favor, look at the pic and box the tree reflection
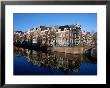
[14,47,95,73]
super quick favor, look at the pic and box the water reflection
[14,47,96,73]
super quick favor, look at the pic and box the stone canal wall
[51,47,84,54]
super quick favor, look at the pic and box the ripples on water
[14,47,97,75]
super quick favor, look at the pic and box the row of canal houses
[14,24,96,47]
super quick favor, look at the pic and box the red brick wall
[52,47,84,54]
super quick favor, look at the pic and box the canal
[14,47,97,75]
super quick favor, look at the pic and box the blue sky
[14,13,97,32]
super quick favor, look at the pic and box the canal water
[14,47,97,75]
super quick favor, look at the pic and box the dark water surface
[14,47,97,75]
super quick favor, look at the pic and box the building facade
[14,24,95,47]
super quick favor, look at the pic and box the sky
[14,13,97,32]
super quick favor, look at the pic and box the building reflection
[14,47,95,73]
